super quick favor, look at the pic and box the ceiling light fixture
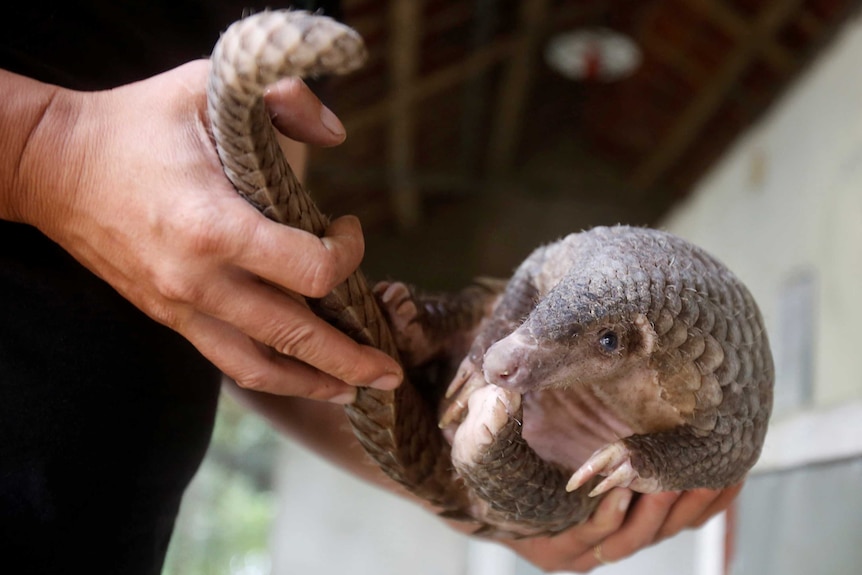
[544,28,642,82]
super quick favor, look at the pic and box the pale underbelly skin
[521,387,635,471]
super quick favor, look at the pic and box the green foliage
[163,392,280,575]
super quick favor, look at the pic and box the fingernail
[369,373,401,391]
[330,388,357,405]
[320,105,346,138]
[616,489,633,513]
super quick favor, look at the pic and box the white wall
[662,13,862,413]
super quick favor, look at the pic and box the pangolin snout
[483,330,538,391]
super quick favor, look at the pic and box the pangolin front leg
[450,385,601,536]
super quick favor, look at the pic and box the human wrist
[0,69,86,231]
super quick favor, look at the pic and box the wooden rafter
[797,8,826,38]
[630,0,805,194]
[689,0,796,75]
[486,0,550,174]
[387,0,422,230]
[344,36,519,133]
[460,0,501,172]
[341,1,605,137]
[424,2,474,37]
[641,27,708,85]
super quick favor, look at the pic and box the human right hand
[3,62,402,403]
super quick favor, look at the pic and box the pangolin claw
[566,441,662,495]
[439,359,488,428]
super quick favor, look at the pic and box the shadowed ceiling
[304,0,859,284]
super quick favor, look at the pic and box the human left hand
[501,484,743,573]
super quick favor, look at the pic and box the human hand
[501,484,742,573]
[9,61,402,402]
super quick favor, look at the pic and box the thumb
[264,77,346,147]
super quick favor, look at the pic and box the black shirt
[0,1,339,572]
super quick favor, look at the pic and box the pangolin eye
[598,331,619,352]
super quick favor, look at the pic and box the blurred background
[165,0,862,573]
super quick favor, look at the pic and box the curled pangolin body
[449,226,773,508]
[207,11,774,537]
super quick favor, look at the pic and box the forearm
[229,382,479,531]
[227,384,414,492]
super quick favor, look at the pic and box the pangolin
[375,225,774,534]
[207,10,775,537]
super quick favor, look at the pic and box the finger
[532,489,634,573]
[692,483,743,527]
[187,270,402,389]
[582,491,681,570]
[504,489,633,573]
[264,77,346,146]
[237,214,366,299]
[666,491,719,538]
[582,488,635,539]
[655,484,744,540]
[184,312,358,403]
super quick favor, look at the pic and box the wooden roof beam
[630,0,806,193]
[343,36,519,133]
[342,0,600,137]
[641,28,709,85]
[689,0,796,75]
[387,0,422,230]
[796,8,826,39]
[424,2,474,38]
[486,0,551,175]
[460,0,502,172]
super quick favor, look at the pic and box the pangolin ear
[631,314,658,357]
